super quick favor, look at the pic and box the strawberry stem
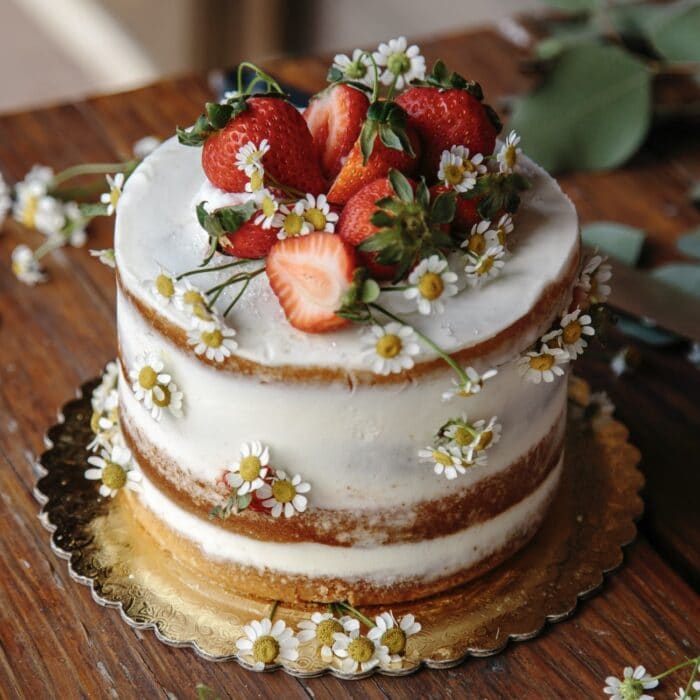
[236,61,284,96]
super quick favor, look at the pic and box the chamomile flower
[361,322,420,375]
[367,612,421,656]
[463,219,497,257]
[404,255,458,314]
[497,131,522,174]
[332,630,391,674]
[149,267,179,306]
[187,319,238,362]
[442,366,498,401]
[603,665,658,700]
[173,280,213,324]
[331,48,375,88]
[33,196,66,237]
[469,416,502,455]
[584,256,612,305]
[560,308,595,359]
[253,187,280,229]
[235,139,270,176]
[418,445,465,480]
[0,171,11,227]
[129,352,183,420]
[518,346,568,384]
[244,167,266,194]
[302,193,338,233]
[12,165,53,229]
[225,441,270,496]
[133,135,161,159]
[464,245,506,286]
[373,36,426,89]
[100,173,124,216]
[85,444,141,498]
[258,470,311,518]
[674,680,700,700]
[437,145,486,192]
[62,201,88,247]
[87,392,121,453]
[235,617,299,671]
[91,361,119,413]
[272,200,311,239]
[297,612,360,662]
[491,213,514,247]
[11,245,45,285]
[90,248,116,268]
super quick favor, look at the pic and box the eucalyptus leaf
[677,227,700,260]
[651,2,700,63]
[581,221,646,265]
[608,2,671,41]
[650,263,700,299]
[616,316,680,346]
[509,44,651,173]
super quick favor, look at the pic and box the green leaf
[237,493,252,510]
[431,191,457,225]
[677,227,700,260]
[360,120,378,164]
[206,102,233,129]
[650,263,700,299]
[388,169,414,203]
[651,2,700,63]
[581,221,646,266]
[371,210,394,228]
[509,44,651,173]
[378,124,403,151]
[539,0,600,12]
[358,230,399,253]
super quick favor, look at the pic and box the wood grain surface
[1,26,699,700]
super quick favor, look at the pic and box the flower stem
[237,61,284,96]
[362,51,381,103]
[652,656,700,682]
[264,171,306,199]
[49,160,137,188]
[338,601,375,629]
[369,302,469,384]
[386,74,399,102]
[268,600,279,621]
[176,259,251,280]
[683,659,699,699]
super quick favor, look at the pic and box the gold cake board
[34,378,643,679]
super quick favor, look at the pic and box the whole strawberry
[429,184,481,238]
[396,60,501,181]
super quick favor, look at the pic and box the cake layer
[128,458,562,604]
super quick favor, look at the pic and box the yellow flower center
[562,321,582,344]
[467,233,486,255]
[348,637,374,663]
[475,430,493,450]
[477,256,494,274]
[252,635,279,664]
[453,426,473,447]
[387,51,411,75]
[529,354,555,371]
[249,170,264,192]
[497,226,507,246]
[317,619,343,646]
[152,384,171,408]
[138,366,158,390]
[239,455,262,482]
[432,449,453,466]
[283,212,304,236]
[184,289,205,307]
[418,272,444,300]
[192,303,212,321]
[305,207,327,231]
[272,479,296,504]
[201,329,223,348]
[109,187,120,209]
[101,462,127,490]
[376,334,402,359]
[21,194,38,228]
[443,163,464,186]
[504,145,517,170]
[155,274,175,298]
[261,195,276,218]
[90,411,102,434]
[381,628,407,655]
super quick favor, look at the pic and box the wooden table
[1,26,698,700]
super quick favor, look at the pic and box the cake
[90,44,610,612]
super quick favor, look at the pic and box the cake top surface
[115,136,578,371]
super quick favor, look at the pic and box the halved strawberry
[266,233,356,333]
[219,218,278,259]
[304,84,369,181]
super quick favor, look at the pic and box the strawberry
[266,232,356,333]
[396,61,501,181]
[179,96,326,195]
[429,184,481,237]
[219,217,278,259]
[304,84,369,181]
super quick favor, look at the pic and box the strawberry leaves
[177,99,250,146]
[360,101,415,165]
[418,59,484,99]
[465,172,530,220]
[195,200,256,264]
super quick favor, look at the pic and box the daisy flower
[331,49,375,88]
[258,470,311,518]
[560,308,595,359]
[463,219,496,257]
[62,201,88,247]
[302,193,338,233]
[225,441,270,496]
[373,36,426,89]
[85,444,141,498]
[404,255,458,315]
[0,171,12,227]
[491,213,514,247]
[540,328,563,351]
[11,245,46,286]
[129,352,183,420]
[518,346,569,384]
[149,267,179,305]
[244,167,266,195]
[100,172,124,216]
[469,416,502,454]
[12,165,53,229]
[442,366,498,401]
[133,135,161,159]
[297,612,360,663]
[332,630,391,674]
[418,445,465,480]
[437,145,486,192]
[33,196,67,238]
[89,248,116,268]
[187,319,238,362]
[361,322,420,375]
[91,361,119,413]
[497,131,522,174]
[87,393,122,453]
[235,617,299,671]
[235,139,270,176]
[173,280,213,324]
[578,254,613,304]
[604,665,658,700]
[367,612,421,656]
[253,188,280,229]
[674,680,700,699]
[464,245,506,287]
[272,199,312,240]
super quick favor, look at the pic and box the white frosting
[114,136,579,370]
[135,457,562,584]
